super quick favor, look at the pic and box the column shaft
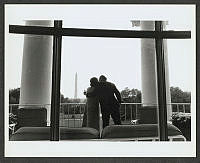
[140,21,172,121]
[19,20,53,125]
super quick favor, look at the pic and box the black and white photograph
[4,4,196,157]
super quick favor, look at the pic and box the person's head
[90,77,99,87]
[99,75,107,82]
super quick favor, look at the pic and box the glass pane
[59,31,161,141]
[168,39,192,141]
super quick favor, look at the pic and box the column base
[138,106,157,124]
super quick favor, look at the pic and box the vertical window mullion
[155,21,168,141]
[50,20,62,141]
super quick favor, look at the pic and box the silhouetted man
[98,75,122,128]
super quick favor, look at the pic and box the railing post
[136,104,138,120]
[10,105,12,114]
[73,106,75,127]
[131,104,133,120]
[125,104,127,122]
[68,105,69,127]
[79,105,81,127]
[177,104,179,112]
[183,104,185,113]
[189,104,191,113]
[60,104,63,127]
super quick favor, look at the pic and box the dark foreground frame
[1,0,200,163]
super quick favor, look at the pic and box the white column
[140,21,158,106]
[19,20,53,125]
[132,20,172,121]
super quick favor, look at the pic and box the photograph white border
[5,4,196,157]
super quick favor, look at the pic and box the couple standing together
[85,75,122,128]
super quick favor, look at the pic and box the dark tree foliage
[119,87,191,121]
[120,87,141,103]
[9,88,20,104]
[9,88,67,104]
[120,87,142,121]
[172,113,191,140]
[9,86,191,104]
[170,87,191,103]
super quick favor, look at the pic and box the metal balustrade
[9,103,191,129]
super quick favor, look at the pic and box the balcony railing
[9,103,191,129]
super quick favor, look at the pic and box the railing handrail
[60,103,86,105]
[9,104,50,106]
[170,103,191,105]
[9,102,191,106]
[9,102,191,129]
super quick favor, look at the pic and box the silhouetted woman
[82,77,100,130]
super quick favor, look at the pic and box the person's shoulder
[106,82,116,88]
[87,87,95,93]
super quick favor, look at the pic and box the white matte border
[5,4,196,157]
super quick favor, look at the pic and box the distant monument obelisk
[74,72,78,99]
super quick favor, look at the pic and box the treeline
[9,86,191,104]
[170,87,191,103]
[120,86,191,103]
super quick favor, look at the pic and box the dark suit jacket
[86,82,121,108]
[98,81,121,107]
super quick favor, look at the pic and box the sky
[5,5,195,98]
